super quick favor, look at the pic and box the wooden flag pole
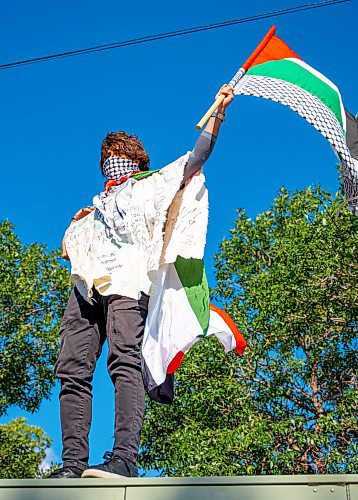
[195,94,226,131]
[196,25,276,130]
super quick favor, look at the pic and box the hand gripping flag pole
[196,25,276,130]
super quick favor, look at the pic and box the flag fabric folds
[140,166,246,404]
[141,258,246,404]
[234,33,358,216]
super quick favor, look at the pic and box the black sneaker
[48,466,83,479]
[82,451,138,478]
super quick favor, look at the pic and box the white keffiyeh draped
[64,153,195,301]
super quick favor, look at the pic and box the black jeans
[54,288,149,471]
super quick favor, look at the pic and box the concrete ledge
[0,474,357,500]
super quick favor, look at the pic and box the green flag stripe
[132,169,160,180]
[174,256,210,335]
[247,59,343,130]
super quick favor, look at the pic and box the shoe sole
[82,469,129,479]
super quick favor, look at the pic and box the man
[51,85,234,479]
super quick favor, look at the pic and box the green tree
[0,418,50,479]
[0,220,71,477]
[0,220,71,415]
[139,187,358,476]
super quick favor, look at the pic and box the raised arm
[183,84,234,183]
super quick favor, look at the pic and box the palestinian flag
[234,29,358,215]
[142,257,246,404]
[166,258,247,375]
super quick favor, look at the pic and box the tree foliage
[139,187,358,476]
[0,417,51,479]
[0,220,71,416]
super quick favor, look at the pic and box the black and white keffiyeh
[102,156,139,180]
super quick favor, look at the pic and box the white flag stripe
[207,309,237,353]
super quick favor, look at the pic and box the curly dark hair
[100,131,150,173]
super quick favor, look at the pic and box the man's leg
[106,293,149,464]
[54,288,106,472]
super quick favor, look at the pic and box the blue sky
[0,0,356,473]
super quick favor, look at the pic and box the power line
[0,0,351,71]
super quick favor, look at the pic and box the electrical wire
[0,0,351,71]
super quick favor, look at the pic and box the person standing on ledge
[50,85,234,479]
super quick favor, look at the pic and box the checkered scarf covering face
[102,156,139,180]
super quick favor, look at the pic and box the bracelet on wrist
[211,111,226,122]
